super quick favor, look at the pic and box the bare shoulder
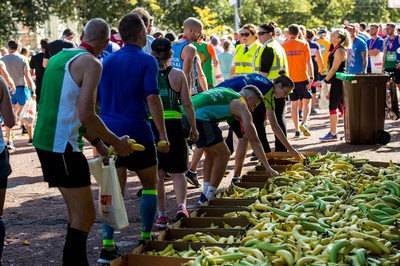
[183,43,196,56]
[72,53,102,71]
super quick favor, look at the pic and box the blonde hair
[334,29,351,49]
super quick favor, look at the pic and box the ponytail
[274,70,294,89]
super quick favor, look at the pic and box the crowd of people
[0,7,400,264]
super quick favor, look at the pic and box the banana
[238,246,264,261]
[329,240,352,263]
[366,237,391,254]
[300,221,327,233]
[350,238,383,255]
[108,139,145,155]
[276,249,294,266]
[296,256,322,266]
[358,219,386,232]
[157,140,169,148]
[354,248,366,266]
[182,234,196,242]
[159,243,174,256]
[255,242,287,252]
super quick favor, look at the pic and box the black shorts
[183,117,223,148]
[227,120,245,139]
[385,68,400,84]
[36,143,91,188]
[151,119,188,173]
[115,142,157,171]
[329,79,344,112]
[289,80,313,101]
[0,148,11,189]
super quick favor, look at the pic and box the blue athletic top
[347,37,368,74]
[99,44,159,143]
[171,40,190,70]
[366,37,384,70]
[216,74,276,109]
[98,42,114,63]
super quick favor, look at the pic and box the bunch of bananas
[174,232,241,245]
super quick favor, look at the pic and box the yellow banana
[181,234,196,242]
[350,238,382,255]
[157,140,169,148]
[296,256,323,266]
[276,249,294,266]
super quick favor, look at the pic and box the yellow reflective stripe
[149,110,182,120]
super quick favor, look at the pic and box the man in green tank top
[182,85,279,204]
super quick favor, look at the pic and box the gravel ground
[1,106,399,265]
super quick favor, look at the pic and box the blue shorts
[11,86,31,106]
[289,80,312,101]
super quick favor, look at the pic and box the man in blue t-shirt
[345,24,368,74]
[366,23,384,73]
[97,13,169,264]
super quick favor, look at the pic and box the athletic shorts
[183,117,223,148]
[289,80,313,101]
[150,119,188,173]
[385,68,400,84]
[35,143,91,188]
[115,142,157,171]
[0,148,11,189]
[11,86,31,106]
[227,120,245,139]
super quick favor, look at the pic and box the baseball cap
[151,38,171,53]
[318,27,327,34]
[275,27,282,35]
[344,23,356,29]
[211,37,219,45]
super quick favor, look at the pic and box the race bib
[386,52,396,62]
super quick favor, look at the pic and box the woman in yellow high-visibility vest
[230,24,261,76]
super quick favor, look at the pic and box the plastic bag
[386,76,399,120]
[88,156,129,230]
[212,65,224,85]
[319,83,330,110]
[370,53,383,73]
[20,98,36,126]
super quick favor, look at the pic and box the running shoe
[310,109,318,115]
[21,125,28,136]
[299,123,311,137]
[186,170,200,188]
[98,245,122,264]
[231,176,240,184]
[294,131,301,138]
[319,132,338,142]
[6,141,15,150]
[197,193,208,205]
[176,205,189,220]
[155,216,169,229]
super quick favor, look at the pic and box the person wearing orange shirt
[282,24,313,138]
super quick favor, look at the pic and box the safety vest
[253,40,287,79]
[234,42,260,74]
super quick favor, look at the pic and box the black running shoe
[98,245,122,264]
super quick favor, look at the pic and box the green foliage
[1,0,400,45]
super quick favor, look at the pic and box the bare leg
[171,173,187,205]
[202,150,213,184]
[205,142,231,188]
[330,113,339,135]
[302,98,311,124]
[291,100,299,131]
[188,147,204,172]
[157,170,166,212]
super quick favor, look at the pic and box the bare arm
[181,44,196,93]
[361,51,367,73]
[72,54,132,156]
[368,48,381,57]
[0,76,15,128]
[147,94,169,152]
[42,58,48,68]
[0,61,16,93]
[196,56,208,92]
[174,69,199,141]
[24,69,36,93]
[230,100,278,177]
[325,48,346,81]
[266,108,301,160]
[306,59,314,89]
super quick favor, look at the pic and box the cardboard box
[204,198,255,207]
[111,253,190,266]
[172,217,249,229]
[266,151,319,158]
[191,206,248,217]
[158,228,245,241]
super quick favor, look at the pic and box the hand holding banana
[157,140,170,153]
[108,138,145,157]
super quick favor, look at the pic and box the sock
[203,182,209,194]
[178,203,186,209]
[140,189,158,240]
[206,186,217,200]
[158,211,166,217]
[63,227,89,266]
[0,219,4,260]
[101,223,115,248]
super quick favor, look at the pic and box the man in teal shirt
[182,86,279,204]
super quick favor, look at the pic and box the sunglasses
[258,32,268,36]
[240,32,251,37]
